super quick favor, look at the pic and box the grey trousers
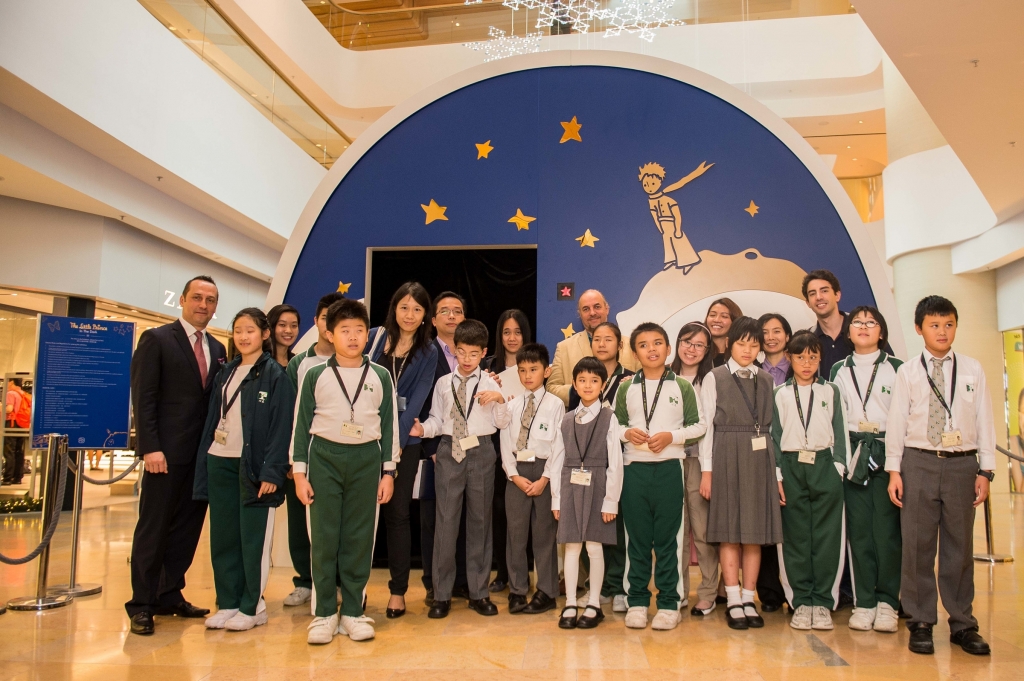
[682,457,721,604]
[505,459,559,598]
[900,447,979,633]
[432,436,495,601]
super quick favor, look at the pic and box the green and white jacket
[614,368,706,464]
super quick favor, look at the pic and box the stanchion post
[973,495,1014,564]
[8,434,74,610]
[48,450,103,597]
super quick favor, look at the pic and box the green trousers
[779,450,845,608]
[845,472,901,609]
[207,455,274,616]
[284,477,312,589]
[601,514,627,598]
[621,459,686,610]
[308,437,381,618]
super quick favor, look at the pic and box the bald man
[547,290,639,406]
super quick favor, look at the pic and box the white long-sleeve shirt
[885,350,996,472]
[614,369,706,464]
[770,379,850,479]
[829,350,902,433]
[420,367,511,439]
[698,359,759,472]
[499,388,565,479]
[549,400,624,513]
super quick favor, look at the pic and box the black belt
[911,447,977,459]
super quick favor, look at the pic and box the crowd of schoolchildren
[192,268,995,657]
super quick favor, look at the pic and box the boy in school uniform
[617,322,707,631]
[283,291,345,608]
[887,296,995,656]
[499,343,565,614]
[292,299,398,644]
[770,330,850,631]
[410,320,511,618]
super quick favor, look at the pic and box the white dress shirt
[698,359,760,472]
[179,317,211,373]
[207,364,253,458]
[831,350,901,433]
[548,400,624,513]
[499,388,565,479]
[420,367,511,439]
[885,350,996,471]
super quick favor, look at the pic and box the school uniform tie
[927,357,947,447]
[193,331,208,386]
[516,393,536,451]
[737,369,752,379]
[450,375,469,463]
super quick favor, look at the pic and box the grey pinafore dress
[706,365,784,545]
[555,407,617,545]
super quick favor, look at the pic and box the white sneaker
[812,606,834,630]
[873,602,899,633]
[624,605,649,629]
[651,609,682,631]
[307,614,339,644]
[338,615,376,641]
[599,594,612,605]
[612,595,628,613]
[204,608,239,629]
[284,587,312,606]
[790,605,813,630]
[848,606,876,631]
[225,610,268,631]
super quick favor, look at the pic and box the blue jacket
[193,352,296,507]
[366,328,438,449]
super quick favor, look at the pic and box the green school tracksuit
[831,352,903,610]
[771,378,850,609]
[615,370,706,611]
[292,355,399,618]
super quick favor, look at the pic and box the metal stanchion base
[973,553,1015,564]
[0,603,6,614]
[48,583,102,597]
[7,594,73,611]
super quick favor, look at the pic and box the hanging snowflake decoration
[465,26,543,62]
[596,0,684,42]
[503,0,601,34]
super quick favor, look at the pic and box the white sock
[725,584,742,609]
[742,589,757,616]
[585,542,604,608]
[563,543,582,608]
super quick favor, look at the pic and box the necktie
[737,369,752,379]
[193,331,208,386]
[927,357,946,446]
[450,375,469,463]
[575,410,586,424]
[516,393,536,451]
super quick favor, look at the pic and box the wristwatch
[977,470,994,481]
[383,469,398,479]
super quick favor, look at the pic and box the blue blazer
[366,328,438,449]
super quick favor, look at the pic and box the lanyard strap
[640,372,667,431]
[221,365,245,422]
[573,408,600,465]
[331,359,372,422]
[601,366,623,404]
[731,370,761,435]
[451,373,481,423]
[388,353,407,388]
[793,383,816,447]
[519,392,547,446]
[848,358,880,413]
[920,353,957,423]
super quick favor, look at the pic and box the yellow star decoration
[561,322,576,339]
[575,228,599,248]
[559,116,582,144]
[507,208,536,231]
[421,199,448,225]
[475,140,494,159]
[744,200,759,217]
[337,281,351,294]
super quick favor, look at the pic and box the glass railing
[140,0,350,168]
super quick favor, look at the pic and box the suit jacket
[419,338,452,457]
[366,328,439,449]
[547,330,639,406]
[131,320,227,466]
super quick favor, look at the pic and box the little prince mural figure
[639,160,714,274]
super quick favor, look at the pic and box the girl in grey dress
[699,317,784,631]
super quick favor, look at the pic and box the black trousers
[757,545,787,607]
[383,443,423,595]
[125,462,208,616]
[2,433,25,483]
[491,433,509,582]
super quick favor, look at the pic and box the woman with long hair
[267,304,301,368]
[704,298,743,367]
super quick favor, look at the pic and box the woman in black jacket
[194,307,296,632]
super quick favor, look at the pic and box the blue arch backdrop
[274,55,898,355]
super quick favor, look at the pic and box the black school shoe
[451,585,471,600]
[725,605,749,630]
[558,606,578,629]
[950,627,991,655]
[155,601,209,618]
[468,597,499,616]
[908,623,934,655]
[489,578,508,593]
[576,605,605,629]
[743,602,764,628]
[428,600,451,619]
[129,612,155,635]
[760,602,783,613]
[508,593,528,614]
[715,595,728,605]
[522,591,557,614]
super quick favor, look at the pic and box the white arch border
[267,49,905,358]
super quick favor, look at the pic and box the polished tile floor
[2,489,1024,680]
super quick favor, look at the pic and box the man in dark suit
[126,275,226,635]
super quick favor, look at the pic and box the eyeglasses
[436,308,464,318]
[850,320,879,329]
[455,348,482,360]
[680,340,708,352]
[791,355,820,365]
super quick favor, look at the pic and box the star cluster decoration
[464,26,542,62]
[596,0,684,42]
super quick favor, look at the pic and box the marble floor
[2,489,1024,681]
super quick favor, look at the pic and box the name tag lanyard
[640,373,667,433]
[387,353,409,412]
[921,353,957,430]
[793,383,816,451]
[731,370,761,436]
[848,359,880,417]
[332,359,372,424]
[451,374,481,425]
[572,408,600,467]
[219,365,246,427]
[601,366,623,405]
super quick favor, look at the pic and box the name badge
[570,468,592,486]
[941,430,963,447]
[798,450,816,465]
[459,435,480,451]
[342,422,364,438]
[858,421,880,434]
[396,395,407,412]
[516,449,536,462]
[214,426,229,446]
[751,436,767,451]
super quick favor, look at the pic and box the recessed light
[858,120,863,124]
[316,144,322,148]
[169,26,177,31]
[852,158,858,161]
[456,22,460,26]
[846,145,851,149]
[251,92,257,97]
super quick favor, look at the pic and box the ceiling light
[852,158,858,161]
[456,22,461,26]
[169,26,177,31]
[251,92,257,97]
[846,145,851,149]
[316,144,322,148]
[858,120,863,124]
